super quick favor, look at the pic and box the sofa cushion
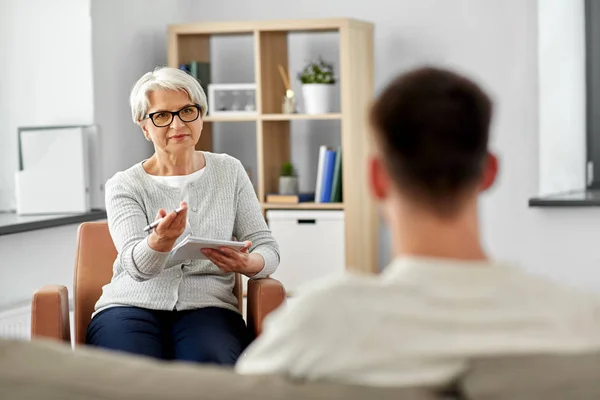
[0,338,440,400]
[4,338,600,399]
[462,352,600,399]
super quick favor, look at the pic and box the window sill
[528,190,600,207]
[0,209,107,236]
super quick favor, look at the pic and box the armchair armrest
[31,284,71,344]
[246,277,286,337]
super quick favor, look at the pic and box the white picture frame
[207,83,257,116]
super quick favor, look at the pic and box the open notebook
[168,235,246,262]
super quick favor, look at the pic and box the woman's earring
[145,136,151,142]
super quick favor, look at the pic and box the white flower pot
[278,176,298,195]
[302,84,335,114]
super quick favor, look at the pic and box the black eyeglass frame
[143,104,202,127]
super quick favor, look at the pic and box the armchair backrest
[73,221,242,345]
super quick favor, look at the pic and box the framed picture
[207,83,257,116]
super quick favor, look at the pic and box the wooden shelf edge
[168,18,372,35]
[261,113,342,121]
[261,202,344,210]
[204,115,258,122]
[204,113,342,123]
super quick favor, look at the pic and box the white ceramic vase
[302,84,334,114]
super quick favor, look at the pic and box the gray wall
[0,225,79,307]
[91,0,600,292]
[91,0,185,190]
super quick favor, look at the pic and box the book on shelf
[265,193,315,204]
[315,145,342,203]
[179,61,211,96]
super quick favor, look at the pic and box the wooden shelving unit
[167,18,378,274]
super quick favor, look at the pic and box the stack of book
[315,145,342,203]
[264,145,342,205]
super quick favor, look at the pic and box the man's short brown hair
[369,66,493,215]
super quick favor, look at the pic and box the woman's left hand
[201,241,264,277]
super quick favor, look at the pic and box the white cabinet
[266,210,345,293]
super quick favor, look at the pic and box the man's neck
[389,200,487,262]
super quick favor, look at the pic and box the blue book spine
[321,149,336,203]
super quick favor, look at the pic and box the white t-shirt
[146,168,205,204]
[235,256,600,387]
[146,168,205,234]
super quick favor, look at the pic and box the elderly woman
[86,67,280,365]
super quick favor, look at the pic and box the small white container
[266,210,345,293]
[301,84,335,114]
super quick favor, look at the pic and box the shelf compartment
[170,34,210,67]
[258,120,290,202]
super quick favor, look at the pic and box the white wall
[538,0,586,195]
[0,0,94,211]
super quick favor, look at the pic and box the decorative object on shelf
[207,83,257,116]
[298,57,336,114]
[277,64,296,114]
[278,161,299,195]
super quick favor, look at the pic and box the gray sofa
[1,338,599,399]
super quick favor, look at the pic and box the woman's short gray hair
[129,66,208,124]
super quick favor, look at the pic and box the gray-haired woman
[86,67,280,365]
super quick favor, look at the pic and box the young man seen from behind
[235,66,600,387]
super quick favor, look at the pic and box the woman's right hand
[147,201,188,252]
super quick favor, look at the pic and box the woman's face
[141,89,203,153]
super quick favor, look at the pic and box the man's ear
[368,154,389,201]
[479,152,498,192]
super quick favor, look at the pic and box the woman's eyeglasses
[143,104,201,127]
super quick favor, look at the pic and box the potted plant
[298,57,336,114]
[278,161,298,195]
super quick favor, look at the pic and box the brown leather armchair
[30,221,286,346]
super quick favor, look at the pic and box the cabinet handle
[297,219,316,224]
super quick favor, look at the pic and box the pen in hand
[143,206,185,233]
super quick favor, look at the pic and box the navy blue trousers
[86,306,251,365]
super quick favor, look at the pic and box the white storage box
[266,210,345,293]
[15,126,92,215]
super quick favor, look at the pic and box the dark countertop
[0,209,107,235]
[529,190,600,207]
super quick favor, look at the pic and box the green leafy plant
[280,161,295,177]
[298,57,336,84]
